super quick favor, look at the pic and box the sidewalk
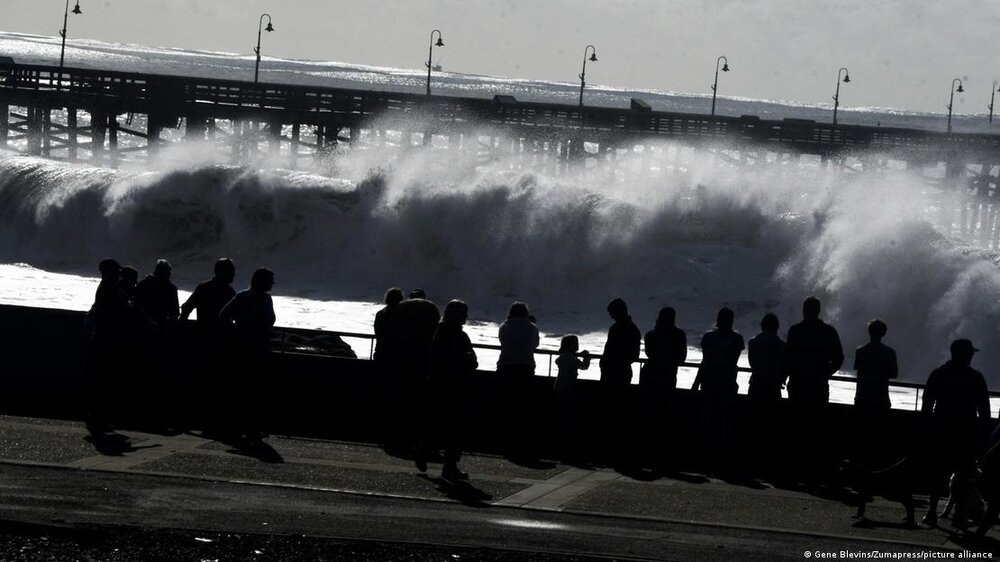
[0,414,994,559]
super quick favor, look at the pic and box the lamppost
[253,14,274,85]
[947,78,964,134]
[832,67,850,125]
[710,55,729,117]
[425,30,444,96]
[578,45,597,106]
[59,0,82,69]
[990,81,999,124]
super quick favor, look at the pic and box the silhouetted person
[119,266,139,303]
[386,288,440,450]
[415,299,478,481]
[135,259,180,330]
[497,301,540,457]
[783,296,843,481]
[134,259,181,426]
[748,313,786,404]
[920,339,991,527]
[599,297,641,454]
[220,267,276,441]
[554,335,590,459]
[692,307,744,468]
[180,258,237,427]
[85,258,131,434]
[784,297,843,405]
[747,313,786,471]
[374,287,405,365]
[639,306,687,466]
[852,319,898,464]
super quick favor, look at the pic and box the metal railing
[275,326,997,414]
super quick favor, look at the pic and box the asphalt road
[0,462,958,561]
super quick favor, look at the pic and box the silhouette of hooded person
[920,339,991,527]
[415,299,478,481]
[692,307,744,464]
[85,258,131,434]
[220,267,276,441]
[784,297,843,405]
[598,297,641,453]
[383,288,440,450]
[640,306,687,397]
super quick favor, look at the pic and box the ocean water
[1,33,1000,407]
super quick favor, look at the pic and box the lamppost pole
[254,13,274,85]
[578,45,597,106]
[947,78,964,134]
[426,30,443,96]
[990,81,998,124]
[832,67,850,125]
[59,0,82,69]
[710,55,729,117]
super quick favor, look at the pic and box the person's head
[98,258,120,281]
[153,259,172,279]
[760,312,779,334]
[507,301,530,320]
[384,287,404,307]
[715,307,735,331]
[214,258,236,284]
[409,288,426,300]
[250,268,274,292]
[867,319,888,342]
[950,338,978,366]
[442,299,468,326]
[803,296,821,320]
[559,335,580,354]
[655,306,676,329]
[607,297,628,321]
[119,266,138,288]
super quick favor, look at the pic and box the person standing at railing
[387,289,440,453]
[414,299,478,481]
[84,258,132,435]
[180,257,237,429]
[783,296,843,482]
[639,306,687,467]
[374,287,405,449]
[852,319,898,466]
[554,335,590,460]
[747,312,786,474]
[920,339,991,528]
[497,301,540,459]
[220,267,276,442]
[692,307,744,472]
[599,297,641,458]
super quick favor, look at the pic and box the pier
[0,60,999,190]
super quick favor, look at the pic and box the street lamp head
[435,37,444,47]
[72,1,82,14]
[721,62,729,72]
[957,84,964,93]
[265,22,274,32]
[589,53,598,62]
[843,74,850,83]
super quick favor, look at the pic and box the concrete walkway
[0,415,995,560]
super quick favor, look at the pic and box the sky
[4,0,1000,114]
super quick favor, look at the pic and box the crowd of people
[84,257,276,440]
[81,255,997,531]
[372,288,996,530]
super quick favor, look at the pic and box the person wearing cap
[85,258,132,434]
[920,338,992,527]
